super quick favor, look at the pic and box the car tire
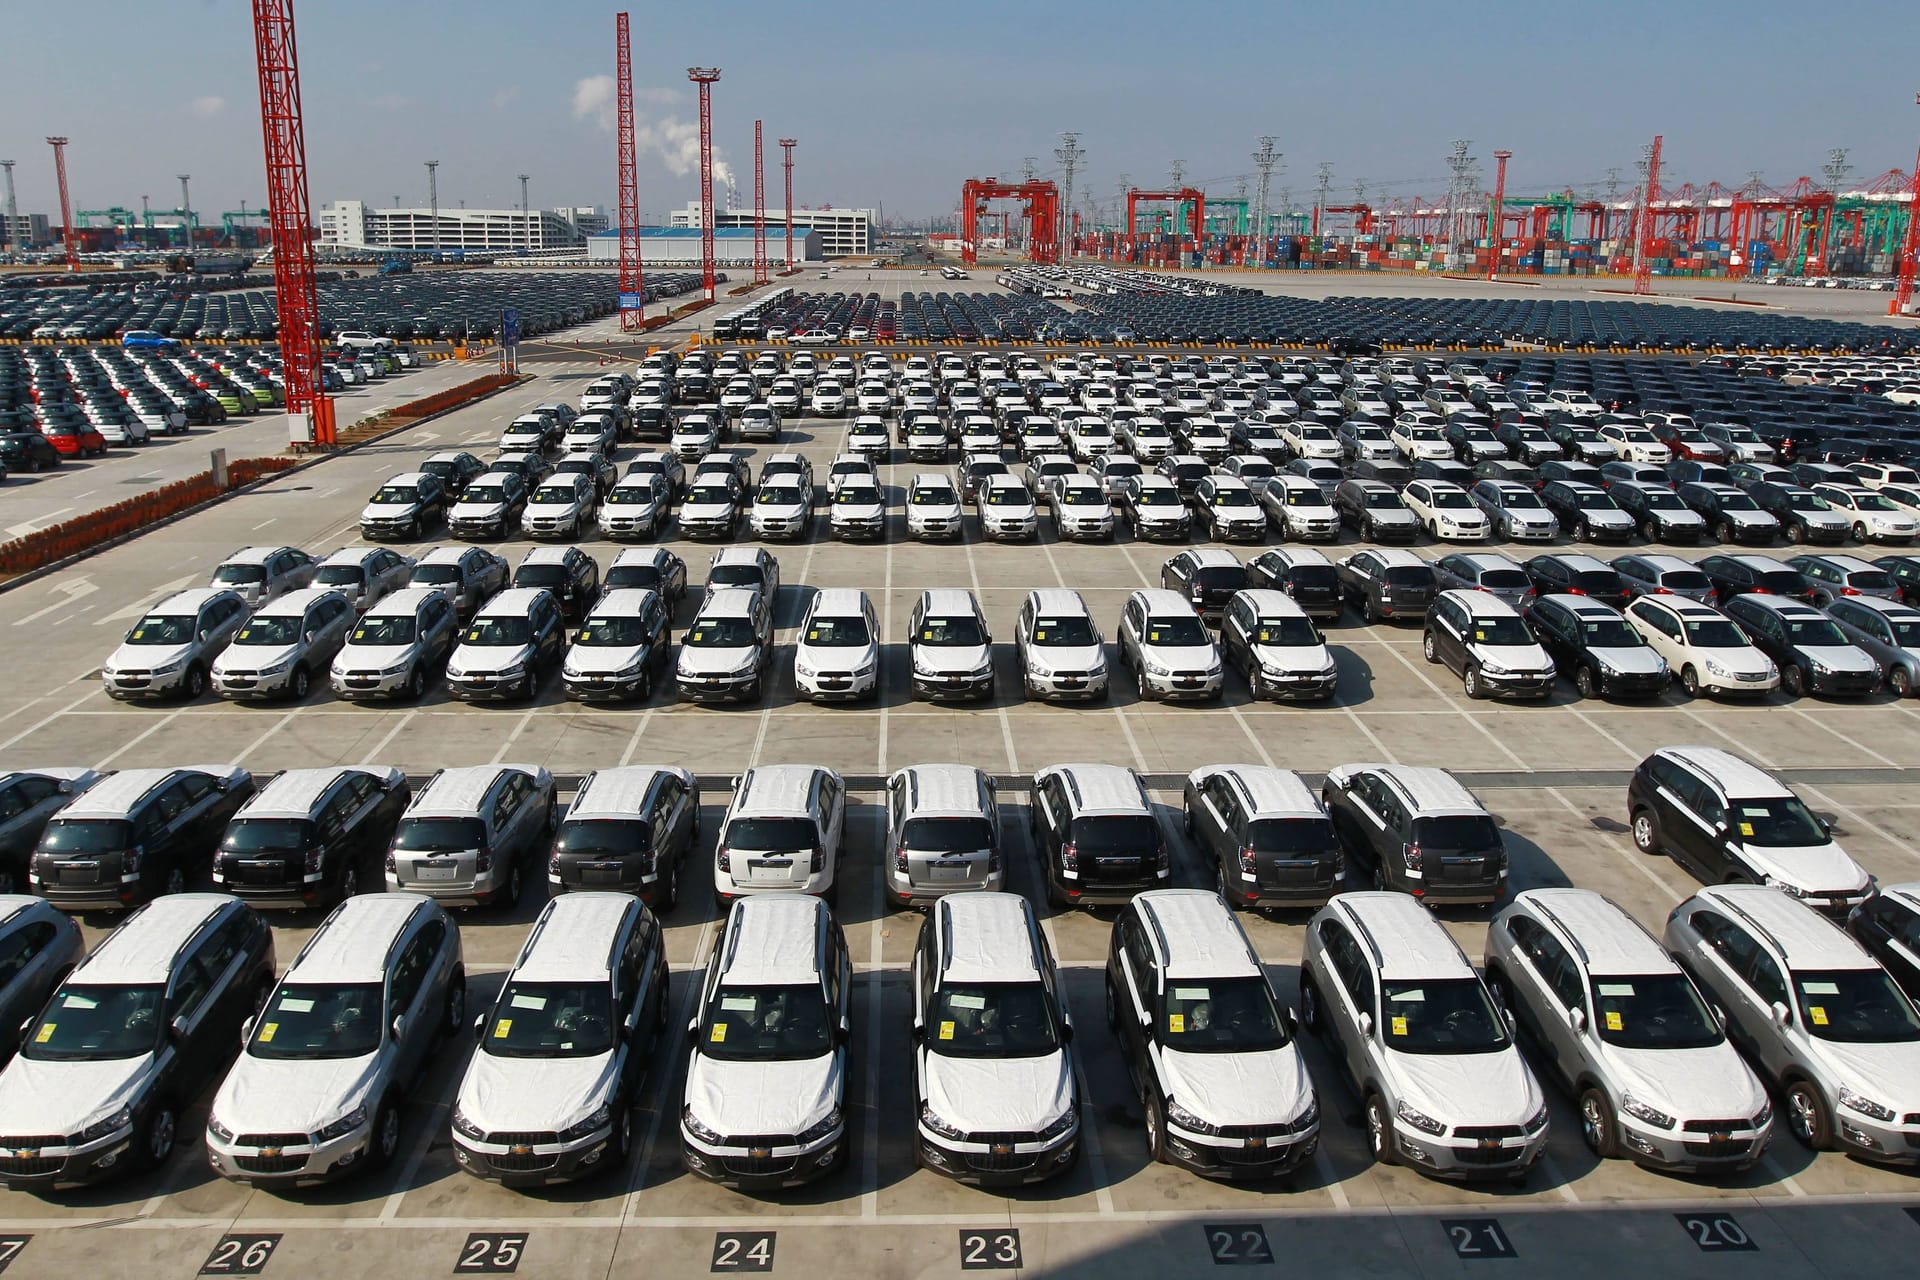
[1575,666,1599,699]
[1640,519,1658,542]
[339,861,361,901]
[1579,1086,1619,1159]
[497,858,523,913]
[183,664,208,700]
[1680,665,1702,697]
[1894,667,1914,698]
[372,1099,402,1168]
[1422,631,1439,664]
[1786,1080,1833,1151]
[1365,1093,1397,1166]
[1630,808,1660,855]
[1464,665,1486,699]
[1135,667,1152,702]
[660,856,680,914]
[288,666,310,701]
[1787,523,1805,545]
[1717,521,1734,543]
[444,976,467,1037]
[140,1102,178,1170]
[1143,1089,1167,1164]
[1578,518,1593,541]
[521,667,539,701]
[404,666,426,701]
[162,865,186,896]
[1363,596,1380,624]
[634,665,653,703]
[1854,523,1869,544]
[1299,974,1323,1033]
[1784,664,1808,697]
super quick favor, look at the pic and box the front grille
[1215,1119,1310,1139]
[1219,1146,1289,1166]
[236,1132,308,1147]
[487,1151,560,1173]
[0,1135,67,1148]
[484,1131,558,1147]
[1682,1119,1753,1133]
[0,1156,64,1177]
[1453,1125,1522,1141]
[235,1153,306,1174]
[966,1150,1039,1174]
[1682,1137,1754,1157]
[722,1155,796,1178]
[1453,1145,1525,1165]
[1902,1113,1920,1126]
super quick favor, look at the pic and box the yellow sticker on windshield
[1736,822,1756,837]
[33,1023,53,1043]
[493,1020,512,1038]
[709,1023,728,1043]
[1475,630,1487,641]
[352,629,368,642]
[1148,631,1162,643]
[938,1021,955,1041]
[1168,1014,1186,1034]
[1810,1006,1829,1026]
[257,1022,276,1043]
[1605,1011,1623,1032]
[131,630,145,642]
[808,630,820,641]
[1391,1016,1409,1037]
[1034,631,1047,641]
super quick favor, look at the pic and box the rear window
[394,816,485,851]
[39,819,132,853]
[1478,568,1530,589]
[605,565,661,590]
[1573,570,1623,593]
[901,816,994,854]
[1286,564,1338,589]
[1383,565,1435,587]
[554,818,650,857]
[1192,566,1245,589]
[726,816,819,852]
[1848,570,1896,592]
[1410,814,1500,854]
[1755,570,1806,593]
[1244,817,1339,855]
[1069,814,1158,855]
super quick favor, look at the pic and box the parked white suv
[1625,595,1779,697]
[793,588,880,703]
[1300,892,1549,1181]
[1014,588,1109,703]
[713,766,847,909]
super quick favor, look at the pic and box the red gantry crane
[1633,135,1663,295]
[753,120,767,286]
[1125,187,1204,261]
[958,178,1060,266]
[1892,93,1920,318]
[616,12,644,329]
[250,1,332,446]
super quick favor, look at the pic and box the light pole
[518,174,531,254]
[425,160,439,254]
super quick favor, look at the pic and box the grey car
[1430,552,1534,610]
[0,769,104,896]
[0,897,85,1063]
[1826,595,1920,695]
[1609,553,1717,604]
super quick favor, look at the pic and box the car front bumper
[1393,1124,1547,1180]
[796,667,879,702]
[681,1124,844,1189]
[0,1124,135,1189]
[212,668,298,699]
[678,672,760,702]
[565,671,652,703]
[916,1121,1077,1186]
[453,1125,617,1185]
[913,672,994,701]
[207,1123,375,1186]
[1161,1120,1317,1181]
[447,673,531,701]
[1616,1114,1770,1172]
[1139,670,1224,701]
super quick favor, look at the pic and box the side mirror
[17,1017,33,1043]
[1568,1007,1588,1036]
[241,1014,256,1045]
[170,1014,191,1043]
[1503,1007,1518,1035]
[1769,1001,1790,1029]
[390,1015,406,1041]
[686,1015,701,1040]
[1357,1011,1375,1038]
[472,1012,486,1039]
[909,1023,924,1045]
[1061,1022,1075,1045]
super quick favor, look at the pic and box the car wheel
[1631,808,1660,855]
[163,866,186,896]
[1143,1089,1167,1164]
[660,856,680,914]
[1135,667,1152,702]
[372,1100,402,1168]
[1680,665,1702,697]
[610,1107,634,1167]
[1640,519,1658,541]
[521,667,539,700]
[1422,631,1439,664]
[288,666,309,700]
[497,858,523,912]
[1787,523,1805,545]
[1575,666,1599,699]
[444,977,467,1036]
[140,1103,178,1169]
[1854,523,1869,544]
[1784,664,1808,697]
[1578,518,1594,541]
[339,861,361,901]
[183,664,208,700]
[1716,521,1733,543]
[1894,666,1914,698]
[1463,665,1485,699]
[1786,1080,1833,1151]
[1486,971,1515,1022]
[1299,973,1323,1033]
[404,666,426,701]
[1363,595,1380,624]
[1579,1087,1619,1159]
[1365,1093,1397,1166]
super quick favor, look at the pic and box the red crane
[615,12,644,330]
[687,68,721,302]
[779,139,796,270]
[1892,94,1920,318]
[1124,187,1204,260]
[250,1,331,446]
[1487,150,1512,281]
[958,178,1059,266]
[44,138,76,272]
[753,120,767,286]
[1633,135,1663,295]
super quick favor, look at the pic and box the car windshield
[483,981,616,1058]
[928,981,1062,1059]
[1211,488,1256,507]
[1716,493,1759,511]
[1285,488,1328,506]
[1254,616,1321,647]
[1684,619,1750,647]
[911,486,958,506]
[213,564,266,583]
[127,614,197,645]
[1856,493,1900,511]
[1793,969,1920,1043]
[1641,491,1686,510]
[700,984,832,1062]
[462,485,509,505]
[1576,493,1617,511]
[918,615,986,646]
[1785,492,1830,511]
[357,614,420,644]
[758,485,805,506]
[1782,617,1850,646]
[1159,976,1289,1053]
[412,563,461,585]
[315,565,365,589]
[1727,795,1829,847]
[1032,616,1098,646]
[607,483,658,506]
[1460,427,1495,441]
[575,616,651,646]
[1060,487,1107,506]
[1427,491,1472,508]
[371,486,419,505]
[689,483,737,506]
[1499,489,1544,508]
[793,612,868,648]
[1144,615,1210,645]
[1589,973,1722,1049]
[464,616,530,646]
[248,983,385,1060]
[394,816,485,851]
[1469,616,1535,646]
[1379,979,1510,1054]
[233,615,301,646]
[22,985,166,1061]
[686,617,758,647]
[531,486,579,506]
[605,565,661,590]
[1621,429,1659,443]
[222,817,311,853]
[835,486,880,505]
[1579,619,1644,647]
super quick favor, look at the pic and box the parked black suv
[1182,766,1342,910]
[1029,764,1169,908]
[1694,554,1813,604]
[513,547,602,623]
[214,766,411,907]
[1336,549,1436,624]
[1320,765,1506,905]
[1522,554,1629,608]
[34,766,255,910]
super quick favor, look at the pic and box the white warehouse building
[668,203,872,258]
[319,200,606,253]
[586,226,822,267]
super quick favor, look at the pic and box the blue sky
[0,0,1915,225]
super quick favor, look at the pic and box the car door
[1319,921,1378,1088]
[161,940,223,1087]
[1110,912,1156,1089]
[1338,773,1391,873]
[1511,919,1587,1085]
[1429,596,1468,675]
[1665,764,1733,879]
[386,923,438,1084]
[1529,600,1573,671]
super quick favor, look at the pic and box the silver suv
[101,588,247,701]
[385,765,557,909]
[1117,588,1224,702]
[1014,588,1109,703]
[1665,883,1920,1164]
[883,764,1003,909]
[1487,888,1772,1171]
[1300,892,1549,1181]
[211,588,355,702]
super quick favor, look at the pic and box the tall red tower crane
[779,139,797,270]
[249,2,332,446]
[1633,135,1663,296]
[1487,150,1512,282]
[1891,94,1920,319]
[44,138,77,272]
[615,12,644,330]
[753,120,767,285]
[687,68,721,301]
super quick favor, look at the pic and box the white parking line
[237,710,299,760]
[1339,707,1399,763]
[622,914,717,1224]
[356,709,417,765]
[1370,641,1528,769]
[1111,708,1151,772]
[1789,708,1901,768]
[487,709,538,765]
[378,1096,452,1222]
[1227,704,1277,767]
[878,537,894,774]
[860,810,886,1220]
[1543,787,1682,904]
[92,709,183,768]
[1536,1151,1580,1203]
[617,709,657,768]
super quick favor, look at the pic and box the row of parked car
[0,747,1914,1194]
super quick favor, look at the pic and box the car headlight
[1838,1086,1896,1123]
[77,1106,133,1143]
[1703,659,1730,679]
[1752,1100,1773,1129]
[258,659,291,677]
[1522,1103,1549,1135]
[1764,876,1811,898]
[1144,658,1172,677]
[498,665,526,681]
[151,659,184,676]
[1479,659,1513,676]
[562,664,583,680]
[682,1106,722,1145]
[451,1104,484,1140]
[1165,1099,1219,1135]
[1395,1101,1447,1137]
[1037,1107,1078,1141]
[968,661,993,681]
[1620,1093,1676,1130]
[207,1116,235,1143]
[313,1105,368,1143]
[852,658,877,677]
[796,1108,841,1145]
[560,1102,613,1143]
[445,664,466,680]
[920,1104,966,1142]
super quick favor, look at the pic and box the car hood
[337,642,418,671]
[681,500,735,520]
[1797,645,1877,675]
[216,642,299,674]
[1136,502,1188,520]
[1590,645,1667,675]
[679,645,758,676]
[1597,1041,1766,1121]
[1368,507,1418,524]
[361,501,417,522]
[832,502,886,521]
[915,645,992,675]
[1736,841,1869,893]
[983,502,1037,521]
[1799,510,1849,528]
[0,1052,155,1136]
[449,644,534,676]
[1582,508,1635,527]
[1141,642,1220,670]
[1505,507,1556,526]
[795,641,877,673]
[1159,1045,1315,1129]
[1657,508,1708,526]
[755,501,810,520]
[1253,641,1334,669]
[528,499,584,516]
[1471,642,1556,674]
[1027,643,1107,675]
[923,1049,1072,1132]
[108,641,195,671]
[1697,645,1774,674]
[1804,1037,1920,1110]
[1387,1046,1543,1128]
[686,1051,839,1135]
[451,501,508,519]
[566,644,648,675]
[910,503,963,522]
[1722,509,1774,526]
[456,1048,617,1133]
[211,1053,382,1136]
